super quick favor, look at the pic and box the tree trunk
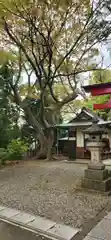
[11,87,55,160]
[46,129,54,161]
[36,135,48,159]
[36,130,54,160]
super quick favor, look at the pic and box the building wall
[58,127,91,159]
[76,128,84,147]
[76,128,85,158]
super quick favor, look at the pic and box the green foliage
[83,69,111,120]
[21,122,37,144]
[0,148,8,165]
[0,64,22,148]
[0,50,16,64]
[7,139,28,160]
[91,69,111,84]
[61,99,82,122]
[0,140,28,164]
[83,95,110,120]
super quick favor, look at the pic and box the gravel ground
[0,161,110,229]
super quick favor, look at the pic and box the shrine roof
[55,121,92,129]
[83,82,111,93]
[83,123,107,134]
[69,107,103,123]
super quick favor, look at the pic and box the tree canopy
[0,0,110,159]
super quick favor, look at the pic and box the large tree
[0,0,110,159]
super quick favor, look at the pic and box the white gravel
[0,161,109,228]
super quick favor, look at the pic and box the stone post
[108,131,111,151]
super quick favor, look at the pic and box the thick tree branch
[52,11,93,79]
[3,19,41,85]
[52,67,106,79]
[15,48,22,87]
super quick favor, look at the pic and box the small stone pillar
[108,131,111,151]
[82,120,111,194]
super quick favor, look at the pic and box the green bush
[0,148,8,165]
[0,140,28,164]
[7,139,28,160]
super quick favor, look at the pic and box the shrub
[7,139,28,160]
[0,148,8,165]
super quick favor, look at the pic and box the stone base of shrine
[82,167,111,192]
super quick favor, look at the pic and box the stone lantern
[84,120,106,170]
[82,119,111,194]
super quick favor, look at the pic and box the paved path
[82,211,111,240]
[0,220,49,240]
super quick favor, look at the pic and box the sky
[100,44,111,68]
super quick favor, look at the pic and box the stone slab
[47,223,79,240]
[83,236,100,240]
[0,205,80,240]
[88,218,111,240]
[88,163,105,170]
[82,177,111,192]
[84,169,108,181]
[27,216,56,231]
[10,212,36,224]
[104,211,111,220]
[0,208,20,218]
[0,206,6,211]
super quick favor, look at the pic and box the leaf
[0,50,16,64]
